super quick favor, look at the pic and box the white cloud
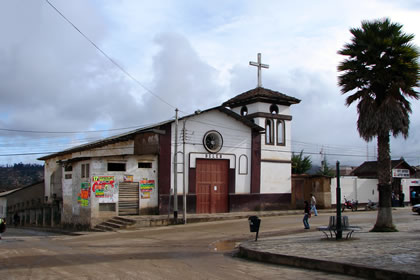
[0,0,419,166]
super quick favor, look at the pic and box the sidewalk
[239,215,420,280]
[128,209,333,228]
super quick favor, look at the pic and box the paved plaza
[240,209,420,279]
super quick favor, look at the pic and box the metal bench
[317,216,361,239]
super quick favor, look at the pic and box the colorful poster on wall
[124,175,133,182]
[140,179,155,199]
[77,182,90,207]
[92,176,118,203]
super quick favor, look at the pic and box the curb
[238,245,419,280]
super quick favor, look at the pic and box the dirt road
[1,209,401,279]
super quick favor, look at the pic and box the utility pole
[336,161,342,240]
[173,108,179,223]
[366,142,369,161]
[182,120,187,224]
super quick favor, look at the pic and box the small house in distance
[350,159,416,179]
[342,159,419,205]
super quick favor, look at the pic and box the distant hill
[0,163,44,192]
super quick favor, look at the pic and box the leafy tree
[338,18,419,232]
[292,150,312,174]
[318,155,334,177]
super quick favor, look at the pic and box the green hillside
[0,163,44,192]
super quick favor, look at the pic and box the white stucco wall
[44,160,58,201]
[0,197,6,218]
[260,162,291,193]
[171,110,253,195]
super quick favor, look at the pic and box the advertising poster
[140,179,155,199]
[77,182,90,207]
[92,176,118,203]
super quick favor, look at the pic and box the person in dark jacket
[399,192,405,207]
[303,201,311,229]
[0,218,6,239]
[13,213,19,227]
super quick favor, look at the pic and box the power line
[0,141,417,164]
[0,124,148,134]
[45,0,176,110]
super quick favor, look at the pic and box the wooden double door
[196,159,229,213]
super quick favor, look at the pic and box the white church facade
[39,55,301,228]
[39,86,300,228]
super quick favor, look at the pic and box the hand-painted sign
[392,169,410,178]
[77,182,90,207]
[124,175,133,182]
[140,179,155,199]
[92,176,118,202]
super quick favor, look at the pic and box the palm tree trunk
[372,132,396,231]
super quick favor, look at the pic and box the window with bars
[81,163,90,178]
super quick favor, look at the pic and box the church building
[39,54,301,228]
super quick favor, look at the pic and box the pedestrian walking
[0,218,6,240]
[303,201,311,229]
[13,213,19,227]
[399,192,405,207]
[310,193,318,216]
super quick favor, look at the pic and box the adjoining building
[38,86,300,229]
[1,181,55,227]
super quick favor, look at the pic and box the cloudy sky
[0,0,419,167]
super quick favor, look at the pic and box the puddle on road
[391,253,419,265]
[211,240,239,252]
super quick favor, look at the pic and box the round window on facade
[240,106,248,116]
[203,130,223,153]
[270,104,279,114]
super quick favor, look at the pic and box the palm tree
[291,150,312,174]
[337,18,419,232]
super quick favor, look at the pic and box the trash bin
[248,216,261,241]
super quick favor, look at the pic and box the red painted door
[196,159,229,213]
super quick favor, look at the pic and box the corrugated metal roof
[38,106,263,161]
[0,188,22,197]
[351,159,416,177]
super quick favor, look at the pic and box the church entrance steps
[92,216,136,232]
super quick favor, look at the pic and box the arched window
[270,104,279,114]
[240,106,248,116]
[277,120,285,145]
[239,155,248,175]
[265,119,274,144]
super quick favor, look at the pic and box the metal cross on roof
[249,53,269,87]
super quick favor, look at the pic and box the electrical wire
[0,140,413,163]
[45,0,177,110]
[0,124,149,134]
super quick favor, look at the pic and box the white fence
[330,177,419,205]
[331,177,378,205]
